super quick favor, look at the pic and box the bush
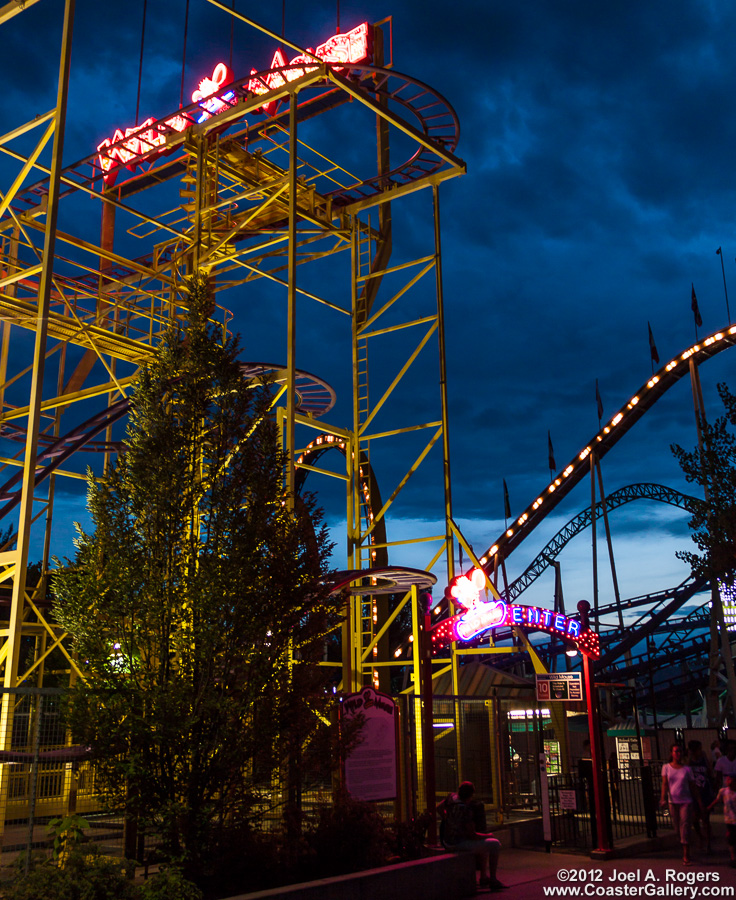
[307,790,390,876]
[4,852,137,900]
[388,812,432,860]
[2,854,203,900]
[140,866,203,900]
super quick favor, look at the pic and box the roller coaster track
[596,581,704,621]
[505,483,698,602]
[489,577,714,702]
[598,627,736,712]
[596,574,709,666]
[295,436,388,568]
[488,574,708,654]
[0,363,334,521]
[478,324,736,573]
[5,62,460,223]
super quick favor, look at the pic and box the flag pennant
[596,380,603,420]
[503,479,511,520]
[648,321,659,365]
[547,430,556,472]
[691,283,703,328]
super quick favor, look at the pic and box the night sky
[3,0,736,618]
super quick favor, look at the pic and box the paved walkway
[492,838,735,900]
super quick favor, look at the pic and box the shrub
[140,866,203,900]
[4,852,137,900]
[308,790,390,876]
[388,812,432,860]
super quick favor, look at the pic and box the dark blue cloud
[2,0,735,600]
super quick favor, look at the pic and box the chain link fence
[0,687,707,865]
[0,687,129,870]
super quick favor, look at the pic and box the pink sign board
[342,687,397,801]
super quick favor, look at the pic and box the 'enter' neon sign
[431,568,600,658]
[96,22,372,186]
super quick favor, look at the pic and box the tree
[52,275,341,878]
[671,381,736,580]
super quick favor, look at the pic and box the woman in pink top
[660,744,701,865]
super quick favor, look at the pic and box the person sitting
[437,781,507,891]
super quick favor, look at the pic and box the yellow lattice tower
[0,2,467,829]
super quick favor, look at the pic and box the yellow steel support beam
[359,321,438,435]
[0,292,155,361]
[343,165,466,216]
[360,588,412,663]
[0,375,136,422]
[356,254,436,285]
[361,263,435,333]
[0,0,75,844]
[285,92,298,504]
[328,68,466,171]
[0,120,55,220]
[361,426,443,542]
[0,263,43,289]
[363,420,442,441]
[0,0,42,24]
[0,110,55,147]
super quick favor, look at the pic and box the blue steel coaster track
[505,483,698,603]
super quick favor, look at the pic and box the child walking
[707,773,736,868]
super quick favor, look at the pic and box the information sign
[536,672,583,702]
[342,687,397,801]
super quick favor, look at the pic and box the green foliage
[4,852,137,900]
[3,854,201,900]
[51,274,340,879]
[47,815,90,864]
[139,866,202,900]
[672,382,736,579]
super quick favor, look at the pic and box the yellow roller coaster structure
[0,0,473,833]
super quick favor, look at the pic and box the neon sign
[444,569,508,641]
[96,23,372,186]
[192,63,236,123]
[96,61,235,184]
[431,568,600,658]
[247,23,372,116]
[97,115,189,184]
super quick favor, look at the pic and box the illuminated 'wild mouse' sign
[96,23,371,186]
[431,568,600,658]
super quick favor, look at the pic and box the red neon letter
[192,62,235,122]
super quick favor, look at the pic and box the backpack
[442,796,474,845]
